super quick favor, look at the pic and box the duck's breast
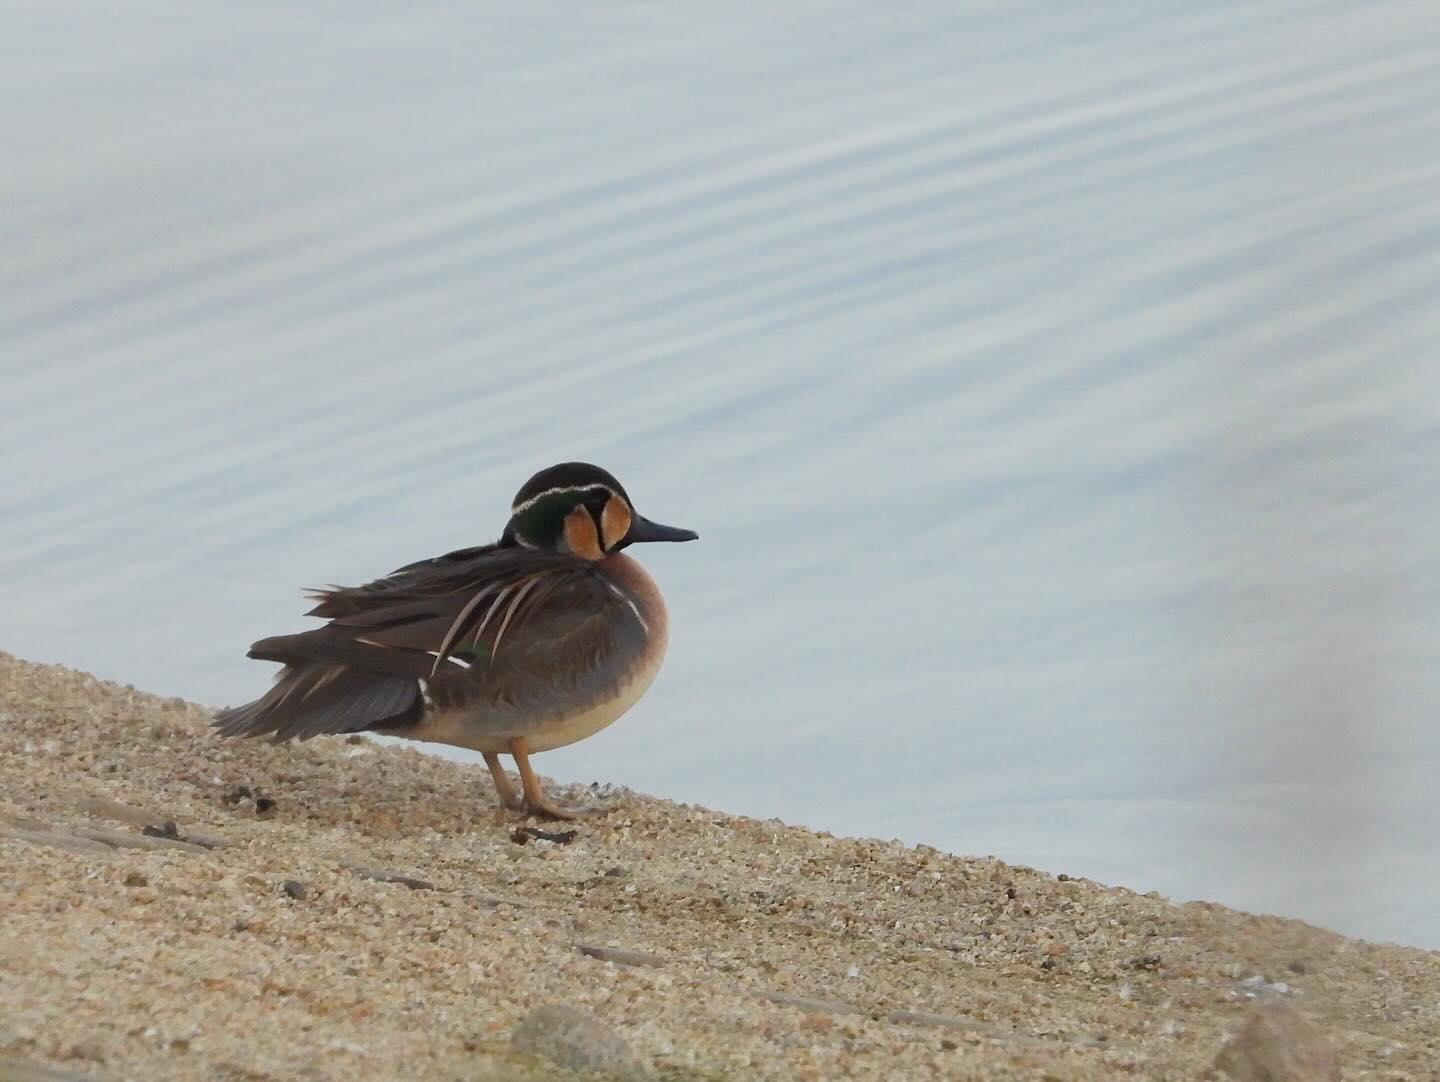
[407,552,669,754]
[525,552,669,752]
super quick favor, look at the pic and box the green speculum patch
[449,643,490,663]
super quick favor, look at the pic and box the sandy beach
[1,650,1435,1080]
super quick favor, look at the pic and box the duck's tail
[214,633,425,742]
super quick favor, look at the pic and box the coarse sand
[1,651,1435,1081]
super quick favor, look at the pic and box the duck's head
[501,462,698,560]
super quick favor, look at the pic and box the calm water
[3,3,1438,948]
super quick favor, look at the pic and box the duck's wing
[214,550,642,742]
[303,542,532,618]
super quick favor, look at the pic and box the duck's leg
[507,736,600,820]
[483,751,525,811]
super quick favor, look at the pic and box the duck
[214,462,697,819]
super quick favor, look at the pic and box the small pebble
[68,1037,109,1063]
[577,944,666,968]
[348,867,437,891]
[510,1004,649,1080]
[1236,974,1291,998]
[1214,1002,1339,1082]
[511,825,577,845]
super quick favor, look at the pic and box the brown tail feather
[214,662,422,742]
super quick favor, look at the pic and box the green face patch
[507,485,615,550]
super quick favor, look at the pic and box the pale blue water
[3,2,1438,949]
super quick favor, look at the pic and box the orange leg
[483,751,524,811]
[507,736,601,820]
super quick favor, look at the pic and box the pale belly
[522,642,665,752]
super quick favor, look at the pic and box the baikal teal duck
[215,462,697,819]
